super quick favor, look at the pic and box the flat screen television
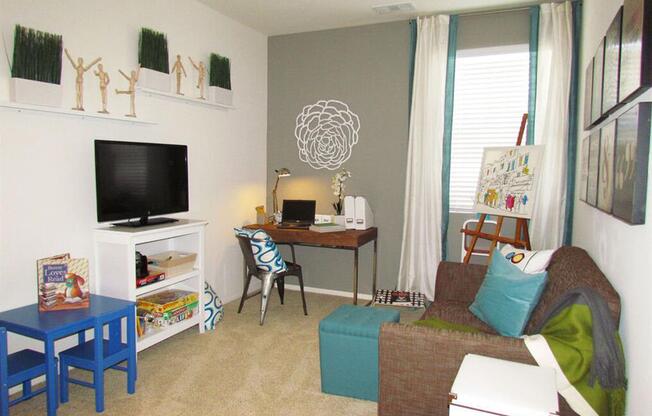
[94,140,189,227]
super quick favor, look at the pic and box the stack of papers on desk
[309,223,346,233]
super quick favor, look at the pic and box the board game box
[373,289,426,308]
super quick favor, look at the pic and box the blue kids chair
[0,327,57,415]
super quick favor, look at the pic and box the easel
[462,113,531,264]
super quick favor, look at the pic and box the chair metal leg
[277,277,285,305]
[238,273,252,313]
[297,270,308,316]
[260,274,275,325]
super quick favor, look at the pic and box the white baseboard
[284,284,373,301]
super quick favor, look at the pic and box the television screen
[94,140,189,223]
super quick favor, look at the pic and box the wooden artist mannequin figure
[171,54,187,95]
[94,63,110,114]
[188,56,206,100]
[65,49,101,111]
[115,65,140,117]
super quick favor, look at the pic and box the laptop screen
[282,200,316,223]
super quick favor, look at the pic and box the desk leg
[353,248,359,305]
[367,239,378,306]
[45,337,57,416]
[289,244,296,264]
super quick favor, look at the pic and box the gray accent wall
[267,22,410,295]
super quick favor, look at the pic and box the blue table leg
[127,307,136,393]
[44,338,57,416]
[93,323,104,413]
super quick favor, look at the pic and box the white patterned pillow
[234,228,287,273]
[499,244,554,274]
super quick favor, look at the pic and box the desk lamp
[272,168,291,215]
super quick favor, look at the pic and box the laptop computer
[278,200,316,229]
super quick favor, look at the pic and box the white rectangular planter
[138,68,170,92]
[209,86,233,106]
[10,78,62,108]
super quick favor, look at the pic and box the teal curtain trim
[564,1,582,245]
[408,19,417,116]
[441,15,458,261]
[527,6,540,145]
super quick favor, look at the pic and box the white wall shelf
[93,219,208,353]
[137,87,235,110]
[0,101,157,125]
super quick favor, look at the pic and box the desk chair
[236,235,308,325]
[0,327,57,415]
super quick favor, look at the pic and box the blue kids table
[0,294,136,415]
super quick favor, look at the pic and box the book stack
[309,223,346,233]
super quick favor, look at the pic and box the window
[449,44,530,212]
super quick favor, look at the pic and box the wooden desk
[244,224,378,305]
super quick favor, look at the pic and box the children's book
[37,253,90,312]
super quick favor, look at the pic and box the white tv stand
[93,219,207,352]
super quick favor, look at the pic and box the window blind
[449,45,530,212]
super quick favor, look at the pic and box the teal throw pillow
[469,249,548,337]
[234,228,287,273]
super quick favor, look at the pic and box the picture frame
[602,7,623,115]
[597,121,616,213]
[591,38,606,124]
[473,145,545,219]
[583,60,594,130]
[613,103,651,224]
[587,130,601,207]
[579,136,590,202]
[620,0,652,103]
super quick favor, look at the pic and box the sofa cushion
[234,228,287,273]
[469,249,548,337]
[500,244,554,274]
[421,300,496,334]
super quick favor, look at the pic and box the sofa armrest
[378,322,537,416]
[434,261,487,303]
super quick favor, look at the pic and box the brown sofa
[378,246,620,416]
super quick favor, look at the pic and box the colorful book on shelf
[373,289,425,308]
[37,253,90,312]
[308,223,346,233]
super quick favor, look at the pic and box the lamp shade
[275,168,291,177]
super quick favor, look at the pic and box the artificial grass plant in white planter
[138,28,170,92]
[209,53,232,106]
[10,25,63,107]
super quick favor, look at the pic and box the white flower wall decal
[294,99,360,170]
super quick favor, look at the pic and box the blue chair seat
[59,340,128,368]
[1,328,57,415]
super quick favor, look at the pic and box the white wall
[0,0,267,350]
[574,0,652,413]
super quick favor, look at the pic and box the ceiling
[199,0,539,36]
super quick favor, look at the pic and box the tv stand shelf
[93,219,208,352]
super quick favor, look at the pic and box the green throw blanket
[524,288,626,416]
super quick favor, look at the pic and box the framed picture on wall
[579,136,590,202]
[587,130,601,207]
[602,7,623,115]
[597,121,616,213]
[591,38,606,124]
[620,0,652,102]
[583,61,594,130]
[613,103,651,224]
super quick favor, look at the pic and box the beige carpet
[10,291,423,416]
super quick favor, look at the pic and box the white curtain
[530,2,573,250]
[398,15,450,300]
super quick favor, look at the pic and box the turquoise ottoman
[319,305,400,401]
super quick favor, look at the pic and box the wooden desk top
[244,224,377,249]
